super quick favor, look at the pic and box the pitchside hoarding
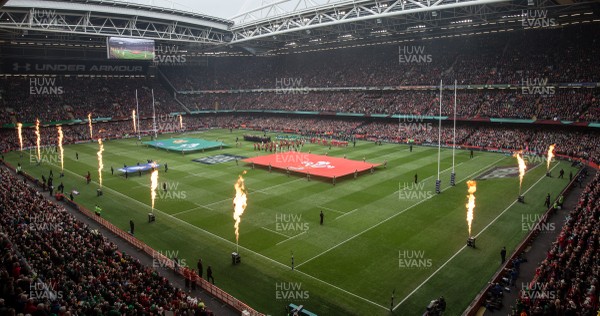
[4,59,150,75]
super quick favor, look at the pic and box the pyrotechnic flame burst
[466,180,477,237]
[88,113,93,140]
[150,165,158,210]
[17,123,23,151]
[132,110,137,133]
[97,139,104,187]
[57,126,64,171]
[35,119,41,162]
[547,144,555,171]
[179,114,183,130]
[514,151,527,194]
[233,171,248,248]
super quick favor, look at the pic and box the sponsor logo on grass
[28,214,61,232]
[476,163,539,180]
[29,77,64,95]
[521,9,557,28]
[399,250,433,269]
[399,45,432,63]
[152,250,187,270]
[29,282,63,300]
[275,213,309,232]
[29,147,59,164]
[521,214,555,232]
[157,114,185,132]
[275,282,309,300]
[521,282,556,300]
[398,115,433,133]
[521,77,555,96]
[398,182,434,200]
[193,154,247,165]
[275,78,309,95]
[157,181,187,200]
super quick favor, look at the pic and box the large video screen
[107,37,155,60]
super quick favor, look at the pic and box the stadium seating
[0,167,214,315]
[511,172,599,315]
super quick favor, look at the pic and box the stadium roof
[0,0,598,55]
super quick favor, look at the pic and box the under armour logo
[13,63,31,72]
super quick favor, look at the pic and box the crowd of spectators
[511,172,599,315]
[178,89,600,121]
[0,167,213,315]
[0,77,183,124]
[162,25,600,91]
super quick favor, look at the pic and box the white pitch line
[319,206,346,215]
[334,208,359,220]
[391,156,479,196]
[261,227,292,239]
[171,204,213,216]
[393,163,560,311]
[276,231,307,246]
[38,157,388,310]
[296,156,505,269]
[254,177,305,193]
[203,178,305,207]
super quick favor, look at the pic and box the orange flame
[88,113,93,140]
[132,110,137,133]
[233,171,248,246]
[97,138,104,187]
[466,180,477,236]
[514,151,527,194]
[35,119,41,162]
[57,126,64,171]
[16,123,23,151]
[150,165,158,210]
[179,114,183,130]
[546,144,555,171]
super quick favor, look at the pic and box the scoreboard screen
[107,37,155,60]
